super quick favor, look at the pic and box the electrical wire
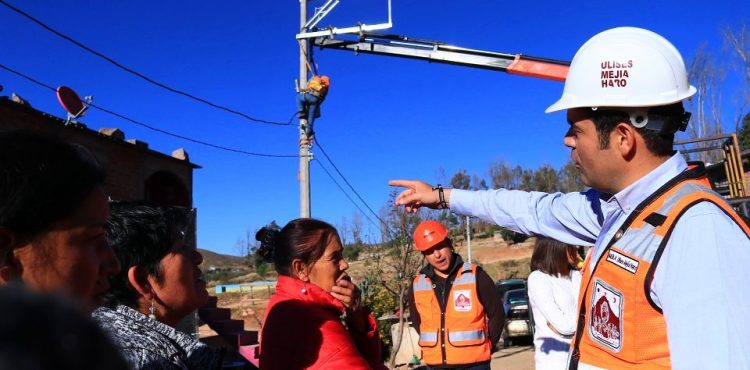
[0,63,305,158]
[0,0,293,126]
[314,137,392,235]
[313,159,384,235]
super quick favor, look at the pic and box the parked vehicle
[501,288,533,347]
[495,278,526,298]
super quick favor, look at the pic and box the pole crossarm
[313,33,570,82]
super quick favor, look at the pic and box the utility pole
[299,0,311,218]
[466,216,472,263]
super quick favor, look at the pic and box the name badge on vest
[589,279,623,352]
[453,290,473,312]
[606,249,639,274]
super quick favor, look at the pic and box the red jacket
[260,275,384,370]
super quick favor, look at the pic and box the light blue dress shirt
[450,153,750,369]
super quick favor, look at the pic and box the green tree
[450,169,471,190]
[533,164,561,192]
[363,191,425,367]
[559,160,585,192]
[490,160,522,189]
[519,169,534,191]
[343,244,362,261]
[256,262,269,278]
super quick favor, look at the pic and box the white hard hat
[546,27,697,113]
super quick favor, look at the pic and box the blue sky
[2,1,748,255]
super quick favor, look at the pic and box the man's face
[563,109,621,193]
[421,240,454,274]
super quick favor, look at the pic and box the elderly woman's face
[150,240,208,322]
[11,187,121,312]
[307,235,349,293]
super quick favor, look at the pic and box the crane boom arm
[312,33,569,82]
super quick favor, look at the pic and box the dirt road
[491,345,535,370]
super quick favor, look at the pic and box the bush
[499,228,528,244]
[363,284,398,360]
[343,244,362,261]
[256,262,270,278]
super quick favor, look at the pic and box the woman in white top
[527,237,582,370]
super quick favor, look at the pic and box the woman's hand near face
[330,278,368,333]
[330,277,361,311]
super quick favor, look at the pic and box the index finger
[388,179,416,189]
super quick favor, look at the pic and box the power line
[0,0,292,126]
[0,63,304,158]
[314,137,392,235]
[313,159,384,235]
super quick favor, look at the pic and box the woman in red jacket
[257,218,384,370]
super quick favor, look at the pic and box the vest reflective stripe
[453,272,476,286]
[571,168,750,370]
[413,276,433,292]
[420,332,438,343]
[448,329,485,343]
[412,263,491,366]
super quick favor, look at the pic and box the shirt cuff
[449,189,474,215]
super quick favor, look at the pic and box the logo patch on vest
[589,280,623,352]
[606,249,639,274]
[453,290,472,312]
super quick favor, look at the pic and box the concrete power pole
[299,0,311,218]
[466,216,472,262]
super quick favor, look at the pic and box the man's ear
[614,123,637,160]
[0,228,20,285]
[291,259,309,281]
[126,266,152,298]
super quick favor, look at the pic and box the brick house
[0,96,199,205]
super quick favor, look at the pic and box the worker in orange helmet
[408,220,504,370]
[296,75,330,145]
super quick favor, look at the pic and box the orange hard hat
[413,221,449,251]
[320,76,330,85]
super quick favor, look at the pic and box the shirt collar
[611,152,688,213]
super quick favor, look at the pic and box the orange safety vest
[306,76,329,97]
[413,263,491,366]
[569,164,750,370]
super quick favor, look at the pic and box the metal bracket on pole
[296,0,392,40]
[305,0,340,30]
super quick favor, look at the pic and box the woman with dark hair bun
[527,237,582,369]
[258,218,385,370]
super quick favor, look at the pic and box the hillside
[198,248,247,269]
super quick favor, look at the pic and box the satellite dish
[56,86,91,123]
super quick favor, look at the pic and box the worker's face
[422,240,454,274]
[563,109,621,193]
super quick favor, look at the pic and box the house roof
[0,96,201,169]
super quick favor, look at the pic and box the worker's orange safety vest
[413,263,491,366]
[570,164,750,370]
[306,76,329,96]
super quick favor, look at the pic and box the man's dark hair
[104,203,189,308]
[0,131,105,239]
[530,237,577,277]
[589,102,685,157]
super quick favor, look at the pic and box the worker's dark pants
[296,92,321,136]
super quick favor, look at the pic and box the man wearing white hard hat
[390,27,750,369]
